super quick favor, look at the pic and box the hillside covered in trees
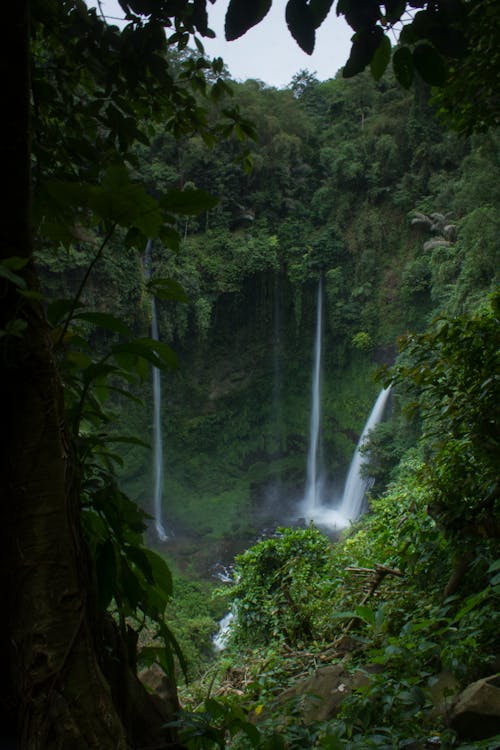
[1,1,499,749]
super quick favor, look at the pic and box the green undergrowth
[174,446,500,749]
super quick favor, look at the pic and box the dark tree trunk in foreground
[0,5,182,748]
[0,4,129,747]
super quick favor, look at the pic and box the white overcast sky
[88,1,353,88]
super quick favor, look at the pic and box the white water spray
[213,611,234,651]
[303,275,324,514]
[302,383,392,530]
[337,385,392,523]
[145,240,168,542]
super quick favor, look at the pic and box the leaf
[47,298,85,327]
[112,338,178,370]
[44,167,162,236]
[286,0,316,55]
[89,165,163,235]
[343,27,383,78]
[370,34,391,80]
[355,605,376,626]
[158,225,181,252]
[309,0,334,28]
[384,0,406,24]
[225,0,272,41]
[126,545,154,584]
[104,435,150,449]
[393,46,414,88]
[1,256,29,271]
[0,319,27,339]
[157,619,188,679]
[73,311,132,336]
[119,557,144,612]
[0,257,28,289]
[144,548,173,598]
[19,289,45,301]
[160,187,219,216]
[66,351,93,370]
[413,43,447,86]
[147,277,189,303]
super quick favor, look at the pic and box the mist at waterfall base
[301,385,393,530]
[145,241,168,542]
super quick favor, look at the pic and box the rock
[449,674,500,740]
[138,663,180,716]
[427,671,461,719]
[274,662,381,723]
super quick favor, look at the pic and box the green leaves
[40,170,219,252]
[39,171,157,247]
[0,256,29,289]
[73,311,132,337]
[225,0,272,41]
[390,293,500,542]
[160,186,219,216]
[147,277,189,303]
[112,337,178,371]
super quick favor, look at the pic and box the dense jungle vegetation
[1,1,499,749]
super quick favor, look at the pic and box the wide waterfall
[337,385,392,523]
[145,240,168,542]
[303,275,324,516]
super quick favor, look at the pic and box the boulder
[138,662,180,716]
[427,671,461,719]
[449,674,500,740]
[275,662,380,723]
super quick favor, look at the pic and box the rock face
[138,663,180,718]
[275,662,379,723]
[449,674,500,740]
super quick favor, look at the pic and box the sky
[88,1,353,88]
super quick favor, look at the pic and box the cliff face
[36,73,499,571]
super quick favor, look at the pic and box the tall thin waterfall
[338,385,392,522]
[145,240,168,542]
[303,275,323,513]
[272,272,284,456]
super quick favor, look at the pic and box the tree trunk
[0,4,180,748]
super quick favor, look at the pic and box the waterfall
[338,385,392,522]
[213,611,234,651]
[303,275,324,514]
[272,271,284,456]
[145,240,168,542]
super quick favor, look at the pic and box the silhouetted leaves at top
[393,46,414,88]
[286,0,316,55]
[337,0,381,32]
[225,0,272,41]
[413,42,447,86]
[343,26,384,77]
[309,0,335,28]
[370,34,391,80]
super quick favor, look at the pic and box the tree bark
[0,4,126,747]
